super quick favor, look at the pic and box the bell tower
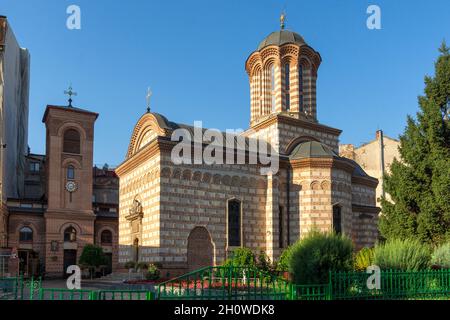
[43,105,98,212]
[42,98,98,276]
[245,18,322,126]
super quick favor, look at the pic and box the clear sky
[1,0,450,167]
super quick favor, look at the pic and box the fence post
[29,276,34,300]
[89,290,99,300]
[19,274,24,300]
[328,271,332,300]
[289,283,296,300]
[146,291,154,300]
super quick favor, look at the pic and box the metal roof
[289,140,337,160]
[257,30,306,50]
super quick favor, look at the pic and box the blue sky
[1,0,449,166]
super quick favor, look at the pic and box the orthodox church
[116,20,380,274]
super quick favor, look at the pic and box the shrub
[145,263,161,280]
[373,238,431,271]
[223,248,256,268]
[289,231,354,285]
[136,262,149,270]
[431,242,450,268]
[354,247,375,271]
[276,247,292,272]
[124,261,136,269]
[256,250,276,273]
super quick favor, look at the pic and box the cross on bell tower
[64,85,77,108]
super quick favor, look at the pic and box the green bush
[145,263,161,280]
[124,261,136,269]
[276,247,292,272]
[431,242,450,268]
[354,247,375,271]
[256,250,276,273]
[289,231,354,285]
[223,248,256,268]
[136,262,149,270]
[373,238,431,271]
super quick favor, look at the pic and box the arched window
[101,230,113,245]
[63,129,80,154]
[284,63,290,111]
[19,227,33,242]
[67,165,75,180]
[64,226,77,242]
[270,65,276,112]
[227,199,241,247]
[333,205,342,234]
[298,64,304,112]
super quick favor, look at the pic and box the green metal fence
[38,288,95,300]
[329,269,450,300]
[157,266,291,300]
[97,290,154,300]
[3,269,450,300]
[0,276,22,300]
[37,288,156,300]
[292,284,331,300]
[0,275,41,300]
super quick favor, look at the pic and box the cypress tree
[379,42,450,245]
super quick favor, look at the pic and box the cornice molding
[251,114,342,136]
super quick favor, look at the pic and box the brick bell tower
[42,90,98,277]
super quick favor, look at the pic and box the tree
[380,41,450,245]
[79,244,107,279]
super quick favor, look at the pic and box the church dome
[289,140,337,160]
[257,30,306,50]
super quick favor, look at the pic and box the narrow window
[299,64,304,112]
[333,205,342,234]
[285,64,290,111]
[19,227,33,242]
[63,129,80,154]
[67,165,75,180]
[29,162,40,172]
[270,65,276,112]
[228,199,241,247]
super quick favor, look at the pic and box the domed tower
[245,19,321,127]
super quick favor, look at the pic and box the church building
[116,21,380,275]
[3,103,119,278]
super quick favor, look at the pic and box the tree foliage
[79,244,107,272]
[380,42,450,245]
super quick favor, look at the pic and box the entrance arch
[187,227,214,271]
